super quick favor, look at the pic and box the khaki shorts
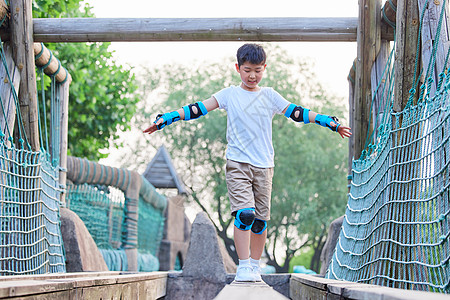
[226,159,274,221]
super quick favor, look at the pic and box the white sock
[250,258,260,268]
[238,258,251,268]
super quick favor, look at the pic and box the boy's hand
[331,121,352,139]
[143,122,159,135]
[143,115,165,135]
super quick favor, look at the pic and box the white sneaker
[252,265,262,282]
[235,265,256,282]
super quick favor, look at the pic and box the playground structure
[0,0,448,299]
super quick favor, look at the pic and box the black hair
[236,44,266,67]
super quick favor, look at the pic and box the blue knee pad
[251,219,267,234]
[234,208,256,231]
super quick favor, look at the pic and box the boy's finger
[143,124,157,133]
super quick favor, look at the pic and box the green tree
[123,46,348,272]
[32,0,138,160]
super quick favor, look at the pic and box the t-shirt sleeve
[270,88,290,114]
[213,87,231,110]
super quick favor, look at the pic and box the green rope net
[65,174,166,272]
[0,42,66,274]
[326,0,450,293]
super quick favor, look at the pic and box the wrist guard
[154,111,181,130]
[315,114,340,132]
[284,103,310,124]
[183,101,208,121]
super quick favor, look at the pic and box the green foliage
[33,0,138,160]
[126,45,348,270]
[289,247,315,273]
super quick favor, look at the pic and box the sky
[88,0,359,99]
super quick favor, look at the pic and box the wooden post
[58,81,70,206]
[347,58,356,191]
[354,0,382,159]
[10,0,39,150]
[394,0,420,111]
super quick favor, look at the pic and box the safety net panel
[66,183,125,250]
[0,41,66,275]
[326,0,450,293]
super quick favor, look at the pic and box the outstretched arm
[282,103,352,139]
[143,97,219,135]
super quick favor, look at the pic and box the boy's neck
[240,82,261,92]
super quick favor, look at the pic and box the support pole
[353,0,382,159]
[394,0,420,111]
[58,81,70,206]
[10,0,39,150]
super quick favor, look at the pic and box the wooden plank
[0,272,168,299]
[353,0,382,159]
[215,281,288,300]
[10,0,39,151]
[0,42,20,140]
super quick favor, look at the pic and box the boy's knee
[251,219,267,234]
[234,208,256,230]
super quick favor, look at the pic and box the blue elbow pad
[154,111,181,130]
[284,103,310,124]
[183,101,208,121]
[315,114,340,132]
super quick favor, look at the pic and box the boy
[143,44,351,282]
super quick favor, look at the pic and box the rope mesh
[0,42,66,275]
[65,174,166,272]
[326,0,450,293]
[66,183,125,249]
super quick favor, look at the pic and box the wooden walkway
[214,281,289,300]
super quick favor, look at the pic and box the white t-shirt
[214,85,290,168]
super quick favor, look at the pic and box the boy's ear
[235,63,240,72]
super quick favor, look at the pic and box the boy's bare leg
[250,230,267,259]
[234,226,251,259]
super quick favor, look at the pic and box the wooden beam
[0,17,395,43]
[353,0,382,159]
[10,0,39,150]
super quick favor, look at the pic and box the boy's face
[235,62,266,91]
